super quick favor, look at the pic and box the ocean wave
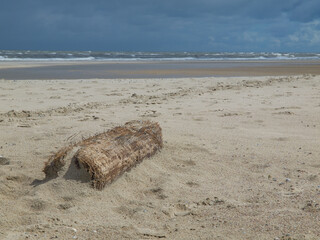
[0,51,319,61]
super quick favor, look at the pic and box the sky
[1,0,320,52]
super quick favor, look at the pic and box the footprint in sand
[192,117,206,121]
[30,199,47,211]
[249,163,271,173]
[49,95,61,99]
[219,112,239,117]
[140,110,160,118]
[254,120,264,123]
[47,87,58,91]
[58,202,74,210]
[182,159,196,166]
[145,187,167,200]
[186,181,200,187]
[273,111,295,115]
[273,137,289,141]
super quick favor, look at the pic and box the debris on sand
[44,120,163,189]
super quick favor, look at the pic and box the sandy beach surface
[0,64,319,239]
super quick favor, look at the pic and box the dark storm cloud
[0,0,319,51]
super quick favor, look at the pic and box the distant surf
[0,50,319,61]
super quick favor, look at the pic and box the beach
[0,62,319,239]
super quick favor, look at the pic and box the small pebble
[0,156,10,165]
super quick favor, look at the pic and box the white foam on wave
[0,52,319,62]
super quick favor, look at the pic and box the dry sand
[0,73,319,239]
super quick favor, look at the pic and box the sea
[0,50,319,61]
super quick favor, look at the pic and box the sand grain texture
[0,73,319,239]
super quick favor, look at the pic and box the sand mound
[44,120,163,189]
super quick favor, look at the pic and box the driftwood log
[44,120,163,189]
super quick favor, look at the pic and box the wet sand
[1,60,320,79]
[0,61,319,239]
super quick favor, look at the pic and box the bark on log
[44,120,163,189]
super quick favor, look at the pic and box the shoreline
[1,56,320,239]
[1,60,320,79]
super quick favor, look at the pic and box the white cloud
[288,20,320,46]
